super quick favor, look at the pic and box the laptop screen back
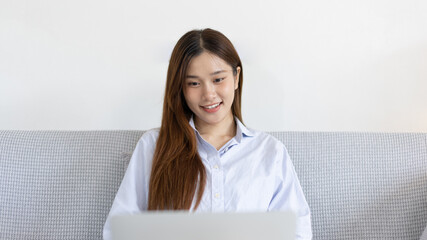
[111,211,296,240]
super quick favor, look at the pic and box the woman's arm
[103,130,157,240]
[268,147,312,240]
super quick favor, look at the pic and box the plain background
[1,0,426,132]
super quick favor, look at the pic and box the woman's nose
[202,83,216,100]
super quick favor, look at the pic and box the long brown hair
[148,28,244,210]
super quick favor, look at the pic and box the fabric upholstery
[270,132,427,239]
[1,131,426,239]
[0,131,143,239]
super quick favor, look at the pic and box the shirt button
[215,193,220,198]
[213,165,219,170]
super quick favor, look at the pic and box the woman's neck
[194,113,236,149]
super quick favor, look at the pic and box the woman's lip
[201,102,222,113]
[201,102,221,108]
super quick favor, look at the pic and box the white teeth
[204,103,220,109]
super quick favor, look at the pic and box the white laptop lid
[111,211,296,240]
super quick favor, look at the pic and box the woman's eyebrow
[186,70,227,78]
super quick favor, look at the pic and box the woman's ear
[234,66,241,90]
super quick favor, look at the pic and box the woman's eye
[214,78,224,83]
[188,82,199,87]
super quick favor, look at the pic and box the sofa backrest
[0,131,143,239]
[272,132,427,239]
[1,131,426,239]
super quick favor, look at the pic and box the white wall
[1,0,426,132]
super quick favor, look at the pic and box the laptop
[110,211,296,240]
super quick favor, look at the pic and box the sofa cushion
[1,131,427,239]
[271,132,427,239]
[0,131,143,239]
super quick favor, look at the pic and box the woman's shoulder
[142,127,160,137]
[242,127,289,154]
[246,127,286,146]
[136,128,160,147]
[241,127,291,166]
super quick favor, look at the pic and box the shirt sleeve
[102,131,156,240]
[268,146,313,240]
[420,225,427,240]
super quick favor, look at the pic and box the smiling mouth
[202,102,221,109]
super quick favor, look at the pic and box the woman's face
[183,51,240,128]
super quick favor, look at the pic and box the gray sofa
[1,130,426,239]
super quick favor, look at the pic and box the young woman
[103,28,312,239]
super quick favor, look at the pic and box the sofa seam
[425,134,427,153]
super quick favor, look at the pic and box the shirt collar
[189,115,254,143]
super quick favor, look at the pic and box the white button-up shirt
[103,117,312,239]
